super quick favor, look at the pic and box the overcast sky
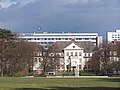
[0,0,120,37]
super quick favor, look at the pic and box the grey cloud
[0,0,120,37]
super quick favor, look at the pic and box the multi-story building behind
[17,32,102,48]
[107,29,120,43]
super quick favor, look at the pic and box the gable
[64,42,83,50]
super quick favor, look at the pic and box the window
[27,38,31,40]
[73,46,75,48]
[79,52,81,56]
[71,52,73,56]
[91,38,96,40]
[66,52,69,56]
[111,57,114,61]
[67,59,70,63]
[41,42,43,44]
[79,58,82,63]
[76,38,82,40]
[79,65,82,69]
[85,58,88,62]
[41,42,47,44]
[34,52,39,56]
[88,65,91,69]
[85,38,89,40]
[110,51,117,56]
[39,58,41,62]
[34,58,37,62]
[88,53,90,56]
[75,52,77,56]
[49,42,54,44]
[51,54,53,56]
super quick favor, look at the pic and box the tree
[100,44,110,74]
[0,28,14,39]
[0,28,14,77]
[86,47,101,74]
[8,41,38,76]
[88,44,111,74]
[40,48,52,74]
[38,44,61,75]
[0,28,39,77]
[114,42,120,71]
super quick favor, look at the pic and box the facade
[64,42,84,71]
[17,32,102,48]
[33,41,96,75]
[107,29,120,43]
[108,41,119,62]
[63,41,95,71]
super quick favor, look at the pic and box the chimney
[71,38,76,42]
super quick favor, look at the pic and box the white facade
[33,41,94,74]
[64,42,84,71]
[107,29,120,43]
[18,32,99,47]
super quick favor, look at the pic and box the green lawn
[0,77,120,90]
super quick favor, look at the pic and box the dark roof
[107,41,120,51]
[75,41,96,53]
[49,41,96,53]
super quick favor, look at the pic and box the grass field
[0,77,120,90]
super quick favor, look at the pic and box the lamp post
[68,56,71,72]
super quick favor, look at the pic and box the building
[17,32,102,48]
[63,41,95,71]
[17,32,102,75]
[107,29,120,43]
[33,40,96,75]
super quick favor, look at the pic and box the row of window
[24,38,96,41]
[34,52,62,57]
[67,58,82,64]
[112,37,120,39]
[66,52,91,57]
[34,58,41,62]
[112,34,120,36]
[66,52,82,56]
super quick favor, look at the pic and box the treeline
[87,42,120,75]
[0,28,60,77]
[0,29,40,77]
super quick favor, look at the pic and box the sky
[0,0,120,37]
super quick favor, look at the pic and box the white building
[49,41,95,72]
[33,41,96,75]
[17,32,102,47]
[64,42,84,71]
[107,29,120,43]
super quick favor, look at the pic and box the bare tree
[9,41,38,76]
[114,42,120,71]
[87,47,101,74]
[0,28,14,77]
[88,44,111,75]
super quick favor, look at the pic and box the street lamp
[68,56,71,71]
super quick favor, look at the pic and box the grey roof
[49,41,96,53]
[76,41,96,53]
